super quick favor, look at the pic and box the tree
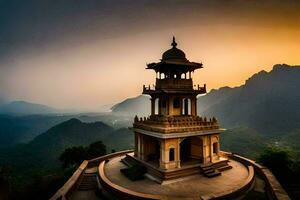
[86,141,106,159]
[0,165,12,200]
[59,140,107,168]
[258,145,292,174]
[59,146,86,168]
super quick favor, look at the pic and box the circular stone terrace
[99,153,255,199]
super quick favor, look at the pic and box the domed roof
[162,37,187,61]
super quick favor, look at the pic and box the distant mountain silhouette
[0,113,133,147]
[0,115,74,146]
[199,64,300,134]
[111,95,150,116]
[0,101,59,115]
[112,64,300,134]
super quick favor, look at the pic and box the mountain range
[0,101,60,115]
[112,64,300,135]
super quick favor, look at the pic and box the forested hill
[0,118,133,172]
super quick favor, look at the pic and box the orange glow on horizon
[2,23,300,110]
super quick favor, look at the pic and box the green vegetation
[59,146,87,168]
[258,145,300,199]
[60,141,106,168]
[0,165,12,200]
[0,118,133,200]
[0,140,107,200]
[221,127,266,159]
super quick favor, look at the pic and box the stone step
[77,174,98,191]
[121,158,132,167]
[203,169,215,174]
[163,168,201,180]
[204,170,221,178]
[218,165,233,172]
[201,166,214,170]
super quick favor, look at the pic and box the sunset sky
[1,0,300,111]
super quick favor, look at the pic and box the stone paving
[104,155,249,198]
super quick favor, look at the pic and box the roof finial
[171,36,177,48]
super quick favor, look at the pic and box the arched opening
[162,99,166,108]
[161,73,165,79]
[144,136,160,165]
[174,74,177,79]
[173,98,180,108]
[169,148,175,161]
[180,138,191,162]
[190,137,203,162]
[180,137,203,165]
[182,98,191,115]
[181,73,185,79]
[154,98,159,115]
[160,99,167,115]
[213,142,218,154]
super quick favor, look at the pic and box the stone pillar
[194,97,197,116]
[159,140,167,169]
[158,98,161,115]
[141,135,147,160]
[166,96,169,115]
[180,97,183,115]
[210,136,213,162]
[134,132,138,157]
[184,98,188,115]
[151,98,155,115]
[176,139,181,168]
[191,97,196,116]
[202,136,207,164]
[168,96,173,116]
[137,133,141,158]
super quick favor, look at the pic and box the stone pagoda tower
[130,37,228,181]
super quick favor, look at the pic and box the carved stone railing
[133,115,219,133]
[143,81,206,93]
[156,78,193,89]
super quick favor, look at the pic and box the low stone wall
[87,150,134,168]
[98,152,255,200]
[220,151,291,200]
[51,150,290,200]
[50,150,133,200]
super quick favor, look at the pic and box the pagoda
[128,37,230,182]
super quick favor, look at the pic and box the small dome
[162,37,187,61]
